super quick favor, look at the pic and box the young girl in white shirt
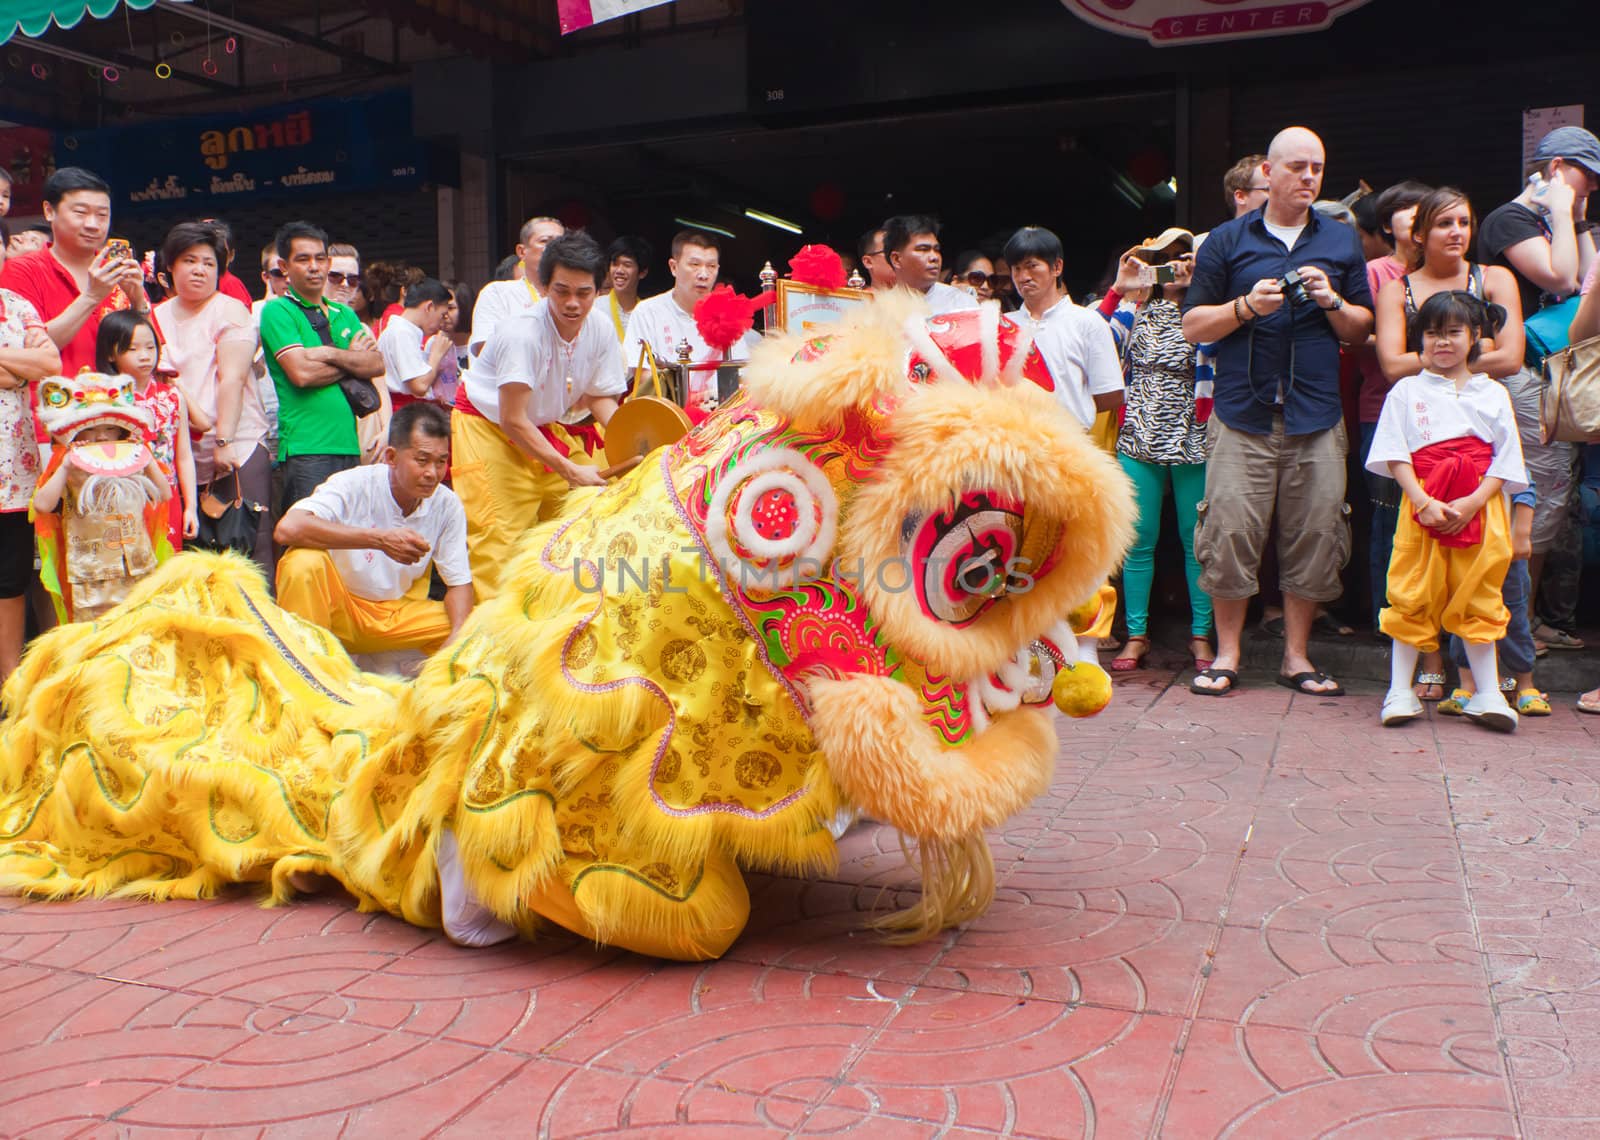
[1367,291,1528,731]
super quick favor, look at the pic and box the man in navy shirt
[1181,126,1374,698]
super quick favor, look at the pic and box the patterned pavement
[4,657,1600,1138]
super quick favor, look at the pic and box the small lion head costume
[32,372,170,622]
[0,299,1133,962]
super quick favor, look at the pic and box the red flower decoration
[787,245,846,291]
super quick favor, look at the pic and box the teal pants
[1116,453,1213,638]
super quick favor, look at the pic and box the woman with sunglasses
[949,250,996,302]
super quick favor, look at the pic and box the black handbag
[193,470,262,558]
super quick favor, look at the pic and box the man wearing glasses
[259,220,384,517]
[857,227,896,291]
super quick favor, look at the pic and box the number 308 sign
[1061,0,1374,45]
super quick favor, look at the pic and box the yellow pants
[1069,582,1118,640]
[275,548,451,655]
[450,413,574,601]
[1090,410,1119,455]
[1380,494,1511,651]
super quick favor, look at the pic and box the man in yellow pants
[450,233,626,600]
[275,402,472,654]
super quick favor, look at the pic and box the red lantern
[1126,148,1171,189]
[809,182,845,222]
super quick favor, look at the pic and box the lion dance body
[0,300,1133,960]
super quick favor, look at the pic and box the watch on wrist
[1323,294,1344,312]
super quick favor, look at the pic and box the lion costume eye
[903,492,1026,626]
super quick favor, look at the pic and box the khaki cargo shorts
[1194,415,1351,603]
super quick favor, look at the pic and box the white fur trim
[902,316,962,385]
[1002,320,1037,388]
[978,301,1001,384]
[704,447,838,589]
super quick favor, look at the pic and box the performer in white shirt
[468,216,565,354]
[624,229,761,418]
[601,235,652,345]
[376,278,455,408]
[1005,224,1125,663]
[1006,226,1126,430]
[881,214,980,317]
[274,402,473,654]
[451,233,627,599]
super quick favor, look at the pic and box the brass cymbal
[604,396,692,470]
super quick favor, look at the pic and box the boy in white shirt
[274,402,472,654]
[377,278,454,407]
[451,233,626,599]
[468,216,565,353]
[1368,291,1527,731]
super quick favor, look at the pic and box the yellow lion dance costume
[0,300,1133,961]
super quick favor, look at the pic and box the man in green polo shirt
[260,220,384,516]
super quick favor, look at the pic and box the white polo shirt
[1017,298,1125,429]
[464,301,626,427]
[922,281,981,317]
[295,464,471,602]
[378,313,432,395]
[623,291,761,411]
[469,279,539,353]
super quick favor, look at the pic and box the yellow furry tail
[0,551,400,906]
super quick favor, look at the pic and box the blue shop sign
[62,91,432,209]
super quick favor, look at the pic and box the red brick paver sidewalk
[4,666,1599,1138]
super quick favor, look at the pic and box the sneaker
[1381,689,1424,726]
[1463,690,1518,733]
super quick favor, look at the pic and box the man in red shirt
[200,218,256,308]
[0,167,147,377]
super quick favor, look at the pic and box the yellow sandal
[1437,688,1472,716]
[1516,689,1552,716]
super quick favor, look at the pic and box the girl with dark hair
[948,250,996,301]
[97,310,200,550]
[1374,187,1526,701]
[1368,291,1527,731]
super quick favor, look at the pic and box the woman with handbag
[151,222,272,574]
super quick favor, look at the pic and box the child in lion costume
[0,299,1133,961]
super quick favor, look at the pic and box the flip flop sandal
[1577,693,1600,716]
[1499,676,1517,692]
[1190,667,1238,696]
[1313,613,1356,637]
[1437,688,1471,716]
[1533,625,1586,650]
[1276,671,1345,697]
[1259,616,1286,638]
[1517,690,1552,716]
[1414,672,1447,701]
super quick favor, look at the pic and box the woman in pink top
[151,221,271,573]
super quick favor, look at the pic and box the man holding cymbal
[450,232,627,600]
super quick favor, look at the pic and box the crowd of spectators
[0,120,1596,724]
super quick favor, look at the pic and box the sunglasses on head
[326,271,360,286]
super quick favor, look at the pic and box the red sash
[1411,436,1493,548]
[452,386,599,460]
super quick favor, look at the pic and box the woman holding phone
[1097,231,1215,672]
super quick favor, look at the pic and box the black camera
[1280,269,1311,308]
